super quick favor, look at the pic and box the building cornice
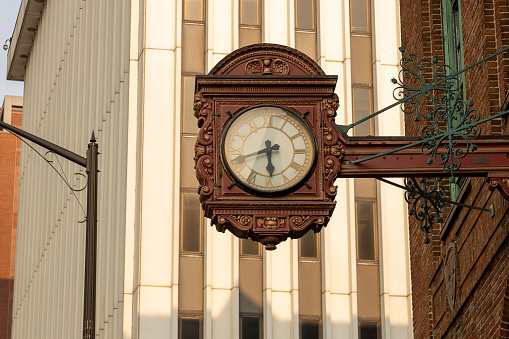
[7,0,46,81]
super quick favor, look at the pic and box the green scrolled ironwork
[404,177,446,244]
[392,46,485,182]
[378,177,494,244]
[346,46,509,243]
[344,46,509,182]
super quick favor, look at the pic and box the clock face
[221,105,316,196]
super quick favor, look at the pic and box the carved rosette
[194,92,215,203]
[486,177,509,200]
[245,59,263,75]
[322,94,345,200]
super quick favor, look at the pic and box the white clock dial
[221,105,316,195]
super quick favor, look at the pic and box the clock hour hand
[230,142,280,164]
[265,140,275,177]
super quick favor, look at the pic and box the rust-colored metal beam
[339,136,509,178]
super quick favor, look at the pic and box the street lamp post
[0,120,98,339]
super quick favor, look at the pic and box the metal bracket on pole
[0,120,98,338]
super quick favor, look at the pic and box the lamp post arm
[0,119,87,167]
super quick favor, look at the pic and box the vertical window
[356,201,377,261]
[295,0,317,60]
[239,239,263,339]
[442,0,465,199]
[181,192,202,253]
[239,0,262,47]
[350,0,374,136]
[299,232,322,339]
[180,1,205,338]
[354,178,380,339]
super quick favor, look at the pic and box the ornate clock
[221,104,317,196]
[194,43,344,250]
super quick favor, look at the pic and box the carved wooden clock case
[194,44,345,250]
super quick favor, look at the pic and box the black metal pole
[0,120,98,338]
[83,133,98,339]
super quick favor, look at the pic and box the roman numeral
[282,174,290,183]
[231,131,247,141]
[247,170,257,184]
[265,176,274,188]
[290,132,303,140]
[289,161,303,171]
[229,146,242,155]
[294,149,306,154]
[261,114,274,127]
[244,117,257,131]
[230,162,246,172]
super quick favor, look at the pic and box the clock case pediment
[194,43,346,250]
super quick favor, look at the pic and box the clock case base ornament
[194,43,345,250]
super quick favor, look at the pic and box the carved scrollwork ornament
[321,94,344,200]
[321,93,340,118]
[245,59,263,75]
[244,58,290,75]
[194,92,215,203]
[290,215,325,232]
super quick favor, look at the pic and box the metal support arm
[0,119,98,339]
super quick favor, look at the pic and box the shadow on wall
[129,289,412,338]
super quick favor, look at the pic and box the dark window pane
[239,27,262,47]
[180,317,202,339]
[182,76,199,134]
[241,0,260,26]
[298,262,322,316]
[356,201,376,261]
[182,192,202,253]
[239,259,263,314]
[295,31,317,61]
[300,231,318,258]
[359,321,379,339]
[300,319,319,339]
[353,87,373,136]
[241,316,261,339]
[184,0,204,22]
[354,178,376,198]
[350,0,369,33]
[181,137,199,187]
[241,238,260,256]
[182,23,205,73]
[357,264,380,318]
[296,0,315,30]
[179,256,204,311]
[351,36,373,84]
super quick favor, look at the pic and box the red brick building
[0,96,22,339]
[400,0,509,338]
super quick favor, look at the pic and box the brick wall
[400,0,509,338]
[0,108,22,339]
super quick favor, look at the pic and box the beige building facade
[7,0,412,338]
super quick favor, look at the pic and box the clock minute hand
[230,143,280,164]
